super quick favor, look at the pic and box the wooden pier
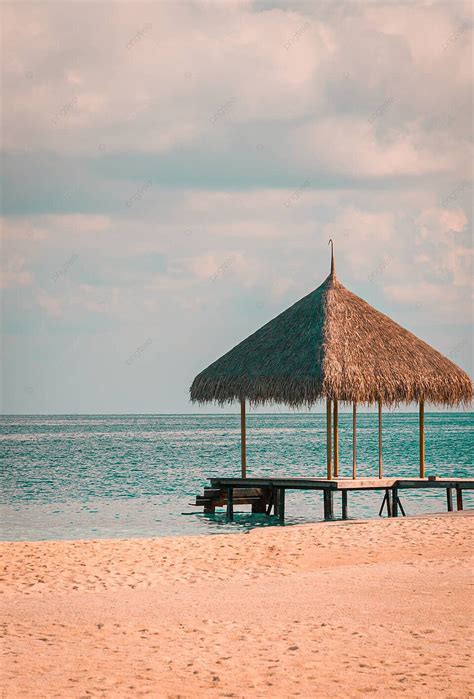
[194,476,474,522]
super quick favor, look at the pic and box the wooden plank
[209,476,474,491]
[396,479,474,489]
[233,488,263,497]
[334,478,397,489]
[395,477,474,484]
[200,496,262,504]
[211,477,338,489]
[210,477,393,491]
[456,488,464,511]
[203,488,222,497]
[210,475,474,485]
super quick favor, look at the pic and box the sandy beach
[1,513,473,698]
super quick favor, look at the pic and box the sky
[1,0,473,414]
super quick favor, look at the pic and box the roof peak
[328,239,336,277]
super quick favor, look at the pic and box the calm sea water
[1,413,472,541]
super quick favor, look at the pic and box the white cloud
[0,218,48,242]
[294,117,456,178]
[383,280,472,324]
[3,0,471,178]
[35,288,62,316]
[45,215,111,234]
[0,253,33,289]
[413,206,471,288]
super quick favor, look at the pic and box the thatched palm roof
[190,263,472,408]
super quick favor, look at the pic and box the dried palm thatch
[190,264,472,408]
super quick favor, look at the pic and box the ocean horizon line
[1,410,473,417]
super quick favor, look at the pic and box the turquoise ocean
[1,413,472,541]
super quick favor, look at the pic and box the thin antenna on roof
[328,239,335,276]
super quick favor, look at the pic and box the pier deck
[194,476,474,521]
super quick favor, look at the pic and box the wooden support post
[273,487,279,516]
[378,491,387,517]
[378,399,383,479]
[392,488,398,517]
[226,486,234,520]
[240,399,247,478]
[326,399,332,480]
[386,489,392,517]
[342,490,348,520]
[352,402,357,480]
[278,488,285,522]
[456,488,464,511]
[265,489,274,516]
[419,400,425,478]
[378,490,392,517]
[397,496,406,517]
[323,490,334,520]
[262,487,272,514]
[333,399,339,478]
[446,488,453,512]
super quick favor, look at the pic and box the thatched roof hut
[190,254,472,408]
[190,245,471,480]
